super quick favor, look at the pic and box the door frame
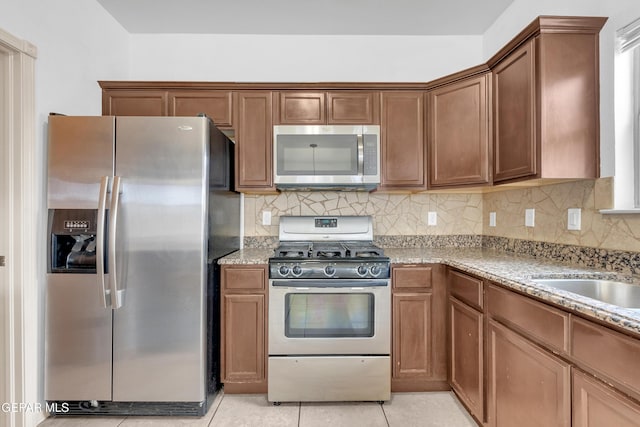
[0,28,40,427]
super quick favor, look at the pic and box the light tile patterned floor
[39,392,478,426]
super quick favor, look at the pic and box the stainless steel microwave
[273,125,381,191]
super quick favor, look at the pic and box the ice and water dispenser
[48,209,101,273]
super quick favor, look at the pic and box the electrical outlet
[525,209,535,227]
[489,212,497,227]
[262,211,272,226]
[568,208,581,230]
[427,211,437,226]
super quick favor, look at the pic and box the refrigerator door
[112,116,208,402]
[47,115,115,209]
[45,274,113,400]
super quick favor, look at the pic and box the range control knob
[278,265,290,276]
[369,265,381,277]
[292,265,303,277]
[357,265,369,276]
[324,265,336,277]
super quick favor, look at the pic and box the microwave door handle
[357,133,364,176]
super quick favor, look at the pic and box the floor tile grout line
[380,401,390,427]
[207,390,226,426]
[297,401,301,427]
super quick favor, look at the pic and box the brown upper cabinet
[379,92,426,190]
[102,90,168,116]
[427,72,491,188]
[274,91,379,125]
[489,16,607,184]
[169,91,233,128]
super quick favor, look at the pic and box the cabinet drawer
[222,265,267,292]
[392,265,432,290]
[572,316,640,400]
[449,270,483,310]
[488,284,569,353]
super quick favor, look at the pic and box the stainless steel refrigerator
[45,115,240,416]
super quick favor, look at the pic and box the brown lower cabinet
[391,264,448,391]
[220,264,268,393]
[488,320,571,427]
[573,369,640,427]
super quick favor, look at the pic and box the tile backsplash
[244,179,640,253]
[244,191,483,237]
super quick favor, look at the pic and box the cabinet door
[221,294,266,384]
[102,90,168,116]
[428,74,491,188]
[380,92,426,190]
[234,92,274,192]
[276,91,325,124]
[450,297,484,422]
[488,320,570,427]
[492,39,536,183]
[573,369,640,427]
[393,292,432,379]
[169,91,233,128]
[326,91,379,124]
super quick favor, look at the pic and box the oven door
[268,279,390,356]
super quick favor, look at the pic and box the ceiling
[96,0,515,36]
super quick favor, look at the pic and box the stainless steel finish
[47,116,114,209]
[268,356,391,402]
[111,116,208,402]
[270,260,390,279]
[268,279,390,355]
[273,125,380,190]
[108,175,123,309]
[97,176,110,308]
[45,274,113,400]
[357,133,364,176]
[532,278,640,308]
[279,216,373,242]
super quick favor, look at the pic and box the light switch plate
[525,209,535,227]
[427,211,437,226]
[568,208,581,230]
[262,211,272,226]
[489,212,497,227]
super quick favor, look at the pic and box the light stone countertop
[219,247,640,336]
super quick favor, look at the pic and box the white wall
[129,34,483,82]
[483,0,640,178]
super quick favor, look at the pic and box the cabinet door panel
[277,92,325,124]
[235,92,274,191]
[380,92,426,190]
[393,293,432,378]
[327,91,379,124]
[450,297,484,421]
[221,294,265,383]
[169,91,233,127]
[103,90,168,116]
[488,320,570,427]
[428,74,490,187]
[573,369,640,427]
[493,39,536,182]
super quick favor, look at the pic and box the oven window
[285,293,374,338]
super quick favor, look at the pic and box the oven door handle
[271,280,388,288]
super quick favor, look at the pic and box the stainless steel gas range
[267,216,391,403]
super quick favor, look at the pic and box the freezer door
[45,274,113,401]
[112,116,208,402]
[47,115,115,209]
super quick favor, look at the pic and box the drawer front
[449,270,483,310]
[222,265,267,292]
[572,316,640,399]
[488,284,569,353]
[392,265,432,290]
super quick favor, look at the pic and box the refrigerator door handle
[108,176,124,309]
[96,176,111,308]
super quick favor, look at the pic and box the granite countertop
[219,247,640,336]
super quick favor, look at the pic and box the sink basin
[531,279,640,309]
